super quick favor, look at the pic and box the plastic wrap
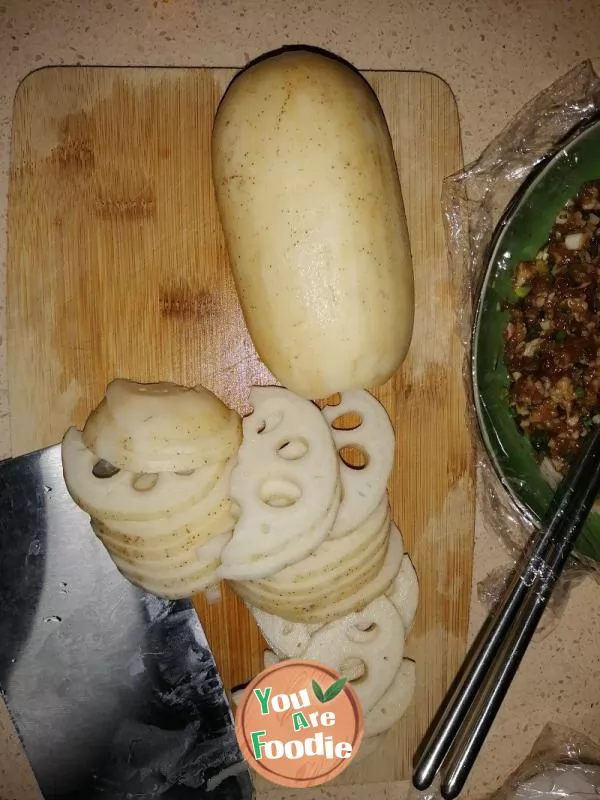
[442,61,600,627]
[489,724,600,800]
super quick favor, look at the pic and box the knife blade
[0,444,253,799]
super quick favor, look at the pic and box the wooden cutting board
[6,66,473,784]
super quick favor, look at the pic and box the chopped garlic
[564,232,588,250]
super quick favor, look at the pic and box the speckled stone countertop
[0,2,599,799]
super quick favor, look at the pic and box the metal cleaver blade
[0,444,253,800]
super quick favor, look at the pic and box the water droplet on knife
[44,616,62,623]
[28,539,41,556]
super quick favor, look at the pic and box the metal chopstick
[438,423,600,798]
[413,423,600,794]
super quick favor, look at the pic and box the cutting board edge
[11,62,461,112]
[5,65,471,787]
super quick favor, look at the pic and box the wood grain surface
[6,65,473,784]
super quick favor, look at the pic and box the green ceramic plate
[472,114,600,562]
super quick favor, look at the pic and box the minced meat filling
[504,180,600,475]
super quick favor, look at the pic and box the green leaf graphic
[312,679,325,703]
[323,677,348,702]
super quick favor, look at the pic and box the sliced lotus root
[83,398,241,473]
[218,386,340,575]
[364,659,416,737]
[112,549,215,583]
[219,482,341,581]
[93,519,218,564]
[204,584,222,604]
[111,530,230,581]
[124,566,221,600]
[95,498,234,559]
[229,513,390,615]
[107,530,231,581]
[322,390,395,537]
[105,379,232,441]
[235,522,403,622]
[231,524,391,620]
[96,459,235,540]
[250,507,391,599]
[231,550,382,618]
[302,594,405,714]
[62,428,224,522]
[117,532,230,599]
[94,503,234,562]
[386,554,419,632]
[259,493,389,591]
[296,524,405,625]
[250,606,323,658]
